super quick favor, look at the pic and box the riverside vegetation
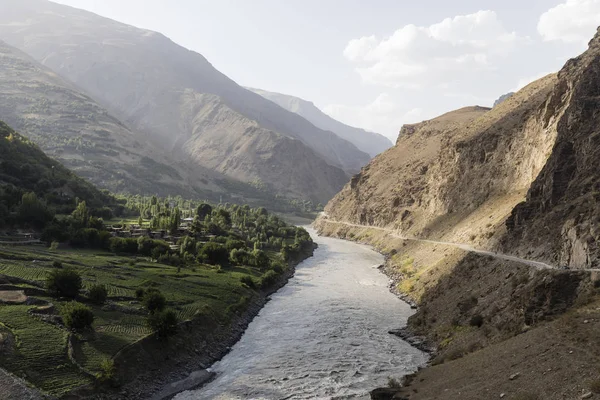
[0,120,314,397]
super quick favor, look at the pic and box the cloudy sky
[54,0,600,141]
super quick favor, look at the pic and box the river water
[175,228,427,400]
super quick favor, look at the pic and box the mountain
[0,40,223,199]
[493,92,514,107]
[315,27,600,400]
[248,88,393,157]
[0,119,116,220]
[0,0,369,203]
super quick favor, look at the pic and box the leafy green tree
[17,192,53,228]
[61,301,94,331]
[143,290,166,313]
[88,284,108,305]
[147,309,178,338]
[71,200,89,228]
[46,268,82,299]
[198,242,229,265]
[196,203,212,220]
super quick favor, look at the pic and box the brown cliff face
[504,28,600,269]
[322,73,558,247]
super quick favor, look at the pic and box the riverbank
[93,242,318,400]
[314,217,600,400]
[174,228,426,399]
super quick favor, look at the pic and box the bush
[135,287,146,300]
[50,241,59,251]
[147,309,178,338]
[88,284,108,304]
[260,270,279,289]
[97,358,116,384]
[61,301,94,331]
[143,290,166,313]
[240,276,256,289]
[46,268,82,299]
[52,260,63,268]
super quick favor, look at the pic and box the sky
[53,0,600,141]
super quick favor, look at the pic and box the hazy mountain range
[248,88,392,157]
[0,0,382,204]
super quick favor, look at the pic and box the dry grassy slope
[0,40,222,198]
[0,0,366,203]
[503,28,600,270]
[178,91,348,203]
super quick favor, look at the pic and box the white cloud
[343,10,523,90]
[323,94,426,141]
[538,0,600,44]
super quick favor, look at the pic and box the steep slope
[0,40,222,199]
[503,28,600,269]
[177,92,348,203]
[0,0,366,202]
[0,119,116,217]
[320,71,557,247]
[315,26,600,400]
[248,87,392,157]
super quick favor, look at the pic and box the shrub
[135,288,146,300]
[88,284,108,304]
[240,276,256,289]
[143,290,166,313]
[46,268,82,299]
[52,260,63,268]
[147,309,178,338]
[97,358,116,384]
[50,241,59,251]
[61,301,94,331]
[260,270,279,289]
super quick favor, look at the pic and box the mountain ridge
[0,0,361,203]
[247,87,393,157]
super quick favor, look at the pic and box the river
[175,228,427,400]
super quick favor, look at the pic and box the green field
[0,244,263,396]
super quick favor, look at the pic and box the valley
[0,0,599,399]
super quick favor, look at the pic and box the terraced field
[0,244,265,396]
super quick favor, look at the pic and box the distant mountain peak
[247,87,393,157]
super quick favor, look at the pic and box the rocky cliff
[503,29,600,269]
[316,25,600,400]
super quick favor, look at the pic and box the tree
[198,242,229,265]
[17,192,53,229]
[71,200,89,229]
[143,290,166,313]
[196,203,212,220]
[46,269,82,299]
[147,309,178,338]
[88,284,108,305]
[61,301,94,331]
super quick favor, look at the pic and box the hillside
[248,88,393,157]
[0,40,222,200]
[0,0,367,203]
[0,120,116,222]
[315,27,600,400]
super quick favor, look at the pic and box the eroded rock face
[503,28,600,269]
[320,74,558,247]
